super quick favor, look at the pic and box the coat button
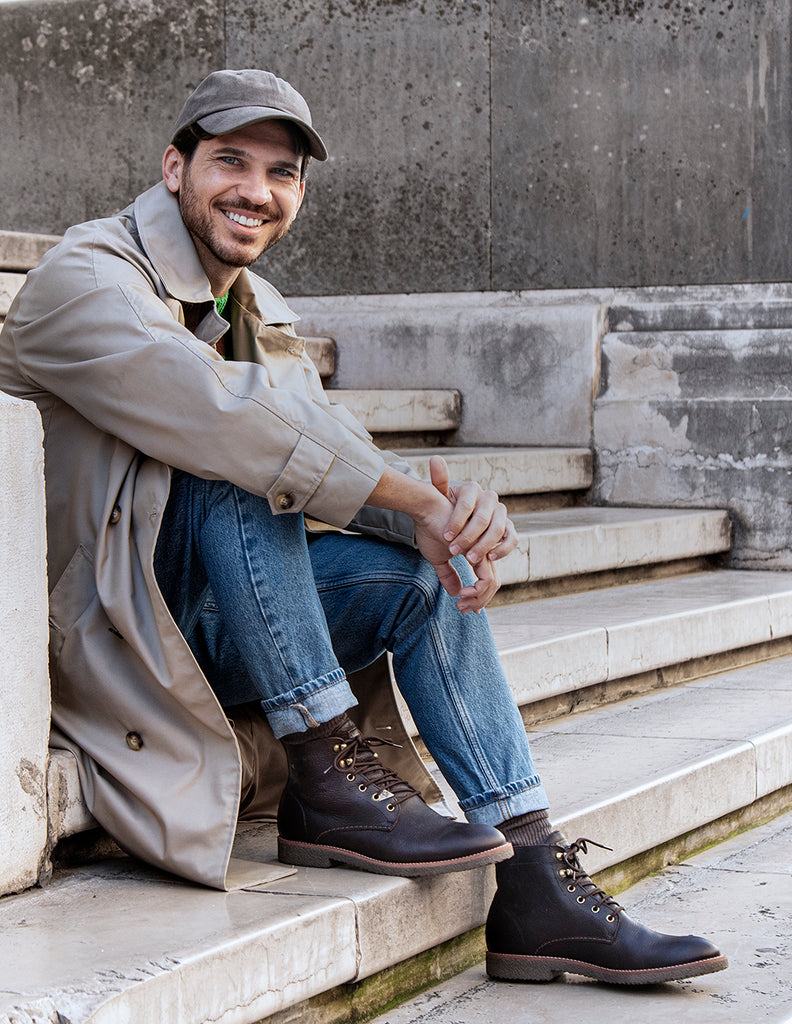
[109,504,122,525]
[276,492,295,510]
[125,731,144,751]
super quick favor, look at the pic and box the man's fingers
[487,518,519,560]
[455,555,501,613]
[445,485,499,548]
[432,558,463,598]
[453,500,509,562]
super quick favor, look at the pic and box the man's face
[162,120,306,284]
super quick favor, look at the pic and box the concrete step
[496,506,730,587]
[330,388,461,433]
[397,446,593,497]
[609,297,792,332]
[601,328,792,400]
[488,569,792,710]
[0,231,60,272]
[593,395,792,570]
[368,808,792,1024]
[6,653,791,1024]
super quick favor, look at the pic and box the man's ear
[162,145,184,194]
[296,178,306,213]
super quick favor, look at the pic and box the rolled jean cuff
[459,776,550,827]
[260,668,357,739]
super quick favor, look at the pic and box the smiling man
[0,69,727,987]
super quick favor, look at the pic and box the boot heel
[486,952,558,982]
[278,837,335,868]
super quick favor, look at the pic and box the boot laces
[332,734,418,806]
[557,837,624,914]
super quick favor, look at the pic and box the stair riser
[601,330,792,400]
[609,303,792,332]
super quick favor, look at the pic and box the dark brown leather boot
[486,833,728,984]
[277,720,512,877]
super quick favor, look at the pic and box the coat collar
[131,181,299,326]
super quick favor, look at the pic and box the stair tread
[329,388,461,432]
[397,446,592,495]
[0,231,60,272]
[8,649,792,1023]
[498,505,730,584]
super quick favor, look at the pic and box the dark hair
[170,120,311,180]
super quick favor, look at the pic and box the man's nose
[238,173,272,206]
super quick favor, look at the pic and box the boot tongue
[544,830,569,847]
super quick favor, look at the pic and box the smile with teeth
[223,210,266,228]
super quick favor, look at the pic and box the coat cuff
[266,433,384,527]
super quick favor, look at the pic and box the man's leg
[308,531,728,985]
[153,471,510,875]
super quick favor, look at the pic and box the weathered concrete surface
[600,329,792,400]
[226,0,492,296]
[491,0,792,290]
[0,0,224,232]
[0,392,50,897]
[292,291,606,445]
[0,231,60,272]
[594,397,792,568]
[2,1,792,293]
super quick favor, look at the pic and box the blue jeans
[153,471,548,826]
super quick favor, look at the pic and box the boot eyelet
[555,852,563,860]
[591,905,600,913]
[387,803,395,811]
[333,744,341,752]
[558,870,566,877]
[347,773,356,782]
[576,896,586,904]
[373,752,379,758]
[567,885,576,893]
[607,914,616,922]
[358,784,367,792]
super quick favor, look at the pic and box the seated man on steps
[0,68,727,986]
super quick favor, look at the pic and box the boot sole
[486,951,729,985]
[278,836,513,877]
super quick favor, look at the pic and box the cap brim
[198,106,328,160]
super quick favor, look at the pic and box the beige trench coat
[0,182,440,889]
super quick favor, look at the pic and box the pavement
[368,808,792,1024]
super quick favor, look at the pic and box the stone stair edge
[496,505,730,585]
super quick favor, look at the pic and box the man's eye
[219,156,239,166]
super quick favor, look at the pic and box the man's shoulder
[23,206,155,303]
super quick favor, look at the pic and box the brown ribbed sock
[281,711,358,744]
[499,808,554,846]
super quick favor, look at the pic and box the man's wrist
[366,465,447,523]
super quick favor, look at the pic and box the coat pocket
[48,545,97,680]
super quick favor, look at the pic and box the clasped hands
[412,455,517,614]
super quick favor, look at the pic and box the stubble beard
[178,163,293,269]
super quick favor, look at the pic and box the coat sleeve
[8,229,385,528]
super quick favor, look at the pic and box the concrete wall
[0,0,790,296]
[0,391,50,896]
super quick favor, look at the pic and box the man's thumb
[429,455,451,497]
